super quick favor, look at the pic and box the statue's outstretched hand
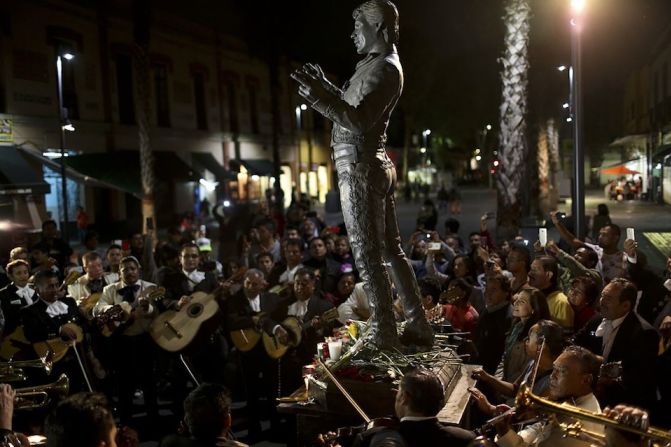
[291,67,331,106]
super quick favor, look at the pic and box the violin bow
[318,359,371,424]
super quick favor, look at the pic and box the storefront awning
[63,151,202,195]
[229,158,276,176]
[0,146,50,195]
[191,152,236,182]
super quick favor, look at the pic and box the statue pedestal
[278,340,479,445]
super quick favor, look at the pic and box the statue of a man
[292,0,433,349]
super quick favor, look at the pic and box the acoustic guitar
[262,307,340,359]
[151,268,248,352]
[150,291,219,352]
[230,314,265,353]
[33,323,84,362]
[0,271,81,361]
[79,292,103,319]
[95,287,165,337]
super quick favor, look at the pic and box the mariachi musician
[68,252,118,307]
[0,260,34,336]
[159,242,227,375]
[227,268,288,441]
[20,270,86,390]
[93,255,158,425]
[67,251,118,381]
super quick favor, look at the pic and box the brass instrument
[0,351,54,382]
[515,383,671,447]
[14,373,69,409]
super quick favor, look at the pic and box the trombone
[14,374,69,410]
[0,351,54,382]
[515,383,671,447]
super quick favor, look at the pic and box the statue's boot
[400,316,434,347]
[369,313,402,351]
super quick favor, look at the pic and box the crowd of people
[0,193,669,446]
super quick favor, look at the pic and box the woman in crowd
[470,319,566,411]
[568,275,600,332]
[499,287,551,383]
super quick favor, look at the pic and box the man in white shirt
[573,278,659,410]
[277,239,304,287]
[496,346,604,447]
[68,252,118,308]
[93,256,158,425]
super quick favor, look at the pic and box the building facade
[0,0,333,235]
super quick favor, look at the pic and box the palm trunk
[132,0,155,232]
[496,0,531,240]
[537,124,550,214]
[547,118,560,210]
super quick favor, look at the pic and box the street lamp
[295,104,313,197]
[56,49,75,242]
[570,0,585,239]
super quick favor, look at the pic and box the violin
[316,359,400,446]
[320,417,399,445]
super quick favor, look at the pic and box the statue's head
[351,0,399,54]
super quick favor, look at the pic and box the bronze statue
[291,0,433,349]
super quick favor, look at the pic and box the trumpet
[0,352,54,382]
[14,373,69,410]
[515,383,671,447]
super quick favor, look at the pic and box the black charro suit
[226,289,288,439]
[20,296,82,342]
[159,269,219,311]
[0,284,34,336]
[573,312,659,409]
[20,296,87,392]
[293,295,337,365]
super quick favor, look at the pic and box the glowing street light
[56,49,75,241]
[557,65,567,72]
[571,0,586,14]
[486,124,492,131]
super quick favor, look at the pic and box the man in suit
[159,242,227,402]
[0,259,34,336]
[21,270,85,390]
[227,268,287,442]
[573,278,659,410]
[161,243,220,311]
[93,256,158,426]
[352,369,475,447]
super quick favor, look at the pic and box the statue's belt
[332,144,386,163]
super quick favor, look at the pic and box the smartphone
[539,228,547,247]
[626,227,635,241]
[428,242,441,251]
[146,217,154,231]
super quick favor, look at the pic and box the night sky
[152,0,671,151]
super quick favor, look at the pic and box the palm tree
[132,0,155,232]
[496,0,531,240]
[537,124,550,214]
